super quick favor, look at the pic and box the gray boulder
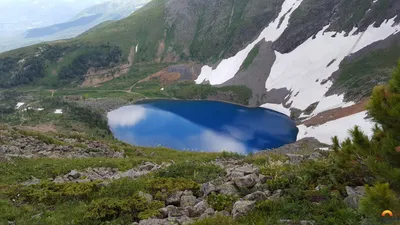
[199,208,215,220]
[21,176,40,186]
[186,200,209,217]
[201,182,216,196]
[167,191,183,206]
[67,170,81,180]
[344,186,366,209]
[180,195,197,207]
[175,216,193,225]
[244,191,268,202]
[344,195,361,209]
[232,200,256,218]
[232,165,256,175]
[159,205,188,218]
[234,174,257,189]
[139,162,156,171]
[217,183,239,195]
[286,154,304,164]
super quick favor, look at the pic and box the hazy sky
[0,0,110,36]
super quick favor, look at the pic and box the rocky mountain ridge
[0,0,400,143]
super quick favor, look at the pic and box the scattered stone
[232,200,256,218]
[180,194,197,207]
[67,170,81,180]
[167,191,183,206]
[286,154,305,164]
[175,216,193,225]
[112,151,124,158]
[344,195,361,209]
[50,162,165,183]
[259,174,268,184]
[268,189,283,201]
[194,201,209,215]
[244,191,268,202]
[232,165,256,175]
[217,183,239,195]
[226,171,245,180]
[139,162,156,171]
[234,174,258,189]
[308,152,323,161]
[21,176,40,186]
[344,186,366,209]
[201,182,216,196]
[199,208,215,220]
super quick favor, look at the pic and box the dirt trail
[300,98,370,127]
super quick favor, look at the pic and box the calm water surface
[108,100,298,154]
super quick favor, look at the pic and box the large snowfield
[297,111,375,144]
[196,0,400,144]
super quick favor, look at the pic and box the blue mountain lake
[108,100,299,154]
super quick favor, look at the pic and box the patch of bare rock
[0,130,124,158]
[21,162,169,185]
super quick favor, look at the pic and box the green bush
[240,196,361,225]
[145,178,200,197]
[156,162,225,183]
[8,182,100,204]
[85,197,132,222]
[206,193,238,212]
[84,194,164,223]
[359,183,400,220]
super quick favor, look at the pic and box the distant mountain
[0,0,108,37]
[24,14,103,39]
[0,0,150,53]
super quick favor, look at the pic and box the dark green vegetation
[240,43,260,71]
[156,162,225,183]
[166,82,252,105]
[0,44,123,88]
[330,44,400,101]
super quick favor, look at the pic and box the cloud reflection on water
[107,100,298,153]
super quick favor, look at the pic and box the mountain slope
[1,0,400,143]
[0,0,150,53]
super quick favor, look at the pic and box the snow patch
[16,102,25,109]
[311,94,355,116]
[195,0,304,85]
[297,111,374,144]
[266,18,399,111]
[37,108,44,111]
[260,103,291,116]
[135,44,139,53]
[54,109,63,114]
